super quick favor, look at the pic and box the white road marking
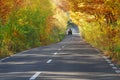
[46,59,52,63]
[115,70,120,74]
[112,67,118,70]
[29,72,41,80]
[103,56,107,59]
[54,52,58,55]
[58,48,62,51]
[0,57,10,62]
[95,49,99,52]
[105,59,110,62]
[107,61,111,64]
[103,56,120,74]
[109,64,114,66]
[0,49,30,62]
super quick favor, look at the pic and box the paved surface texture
[0,33,120,80]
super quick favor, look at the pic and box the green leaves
[68,0,120,64]
[0,0,68,58]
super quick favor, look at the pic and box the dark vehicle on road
[68,29,72,35]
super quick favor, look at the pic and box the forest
[0,0,68,57]
[67,0,120,65]
[0,0,120,65]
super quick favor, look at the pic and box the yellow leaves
[18,19,23,25]
[52,5,68,29]
[67,0,120,64]
[18,18,28,26]
[69,11,81,26]
[69,11,96,27]
[0,0,68,58]
[52,0,70,12]
[46,16,54,34]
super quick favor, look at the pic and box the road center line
[115,70,120,74]
[109,63,114,66]
[58,48,62,51]
[46,59,52,63]
[54,52,58,55]
[29,72,41,80]
[95,49,99,52]
[103,56,107,59]
[107,61,111,64]
[105,59,110,62]
[112,67,117,70]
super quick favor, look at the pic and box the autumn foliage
[0,0,68,57]
[67,0,120,64]
[1,0,120,65]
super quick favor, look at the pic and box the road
[0,33,120,80]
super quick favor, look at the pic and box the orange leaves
[58,0,70,12]
[68,0,120,26]
[14,0,23,5]
[0,0,24,24]
[46,16,54,33]
[89,0,104,4]
[68,0,120,18]
[0,0,13,24]
[53,0,70,12]
[67,0,120,64]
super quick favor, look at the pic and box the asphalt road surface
[0,33,120,80]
